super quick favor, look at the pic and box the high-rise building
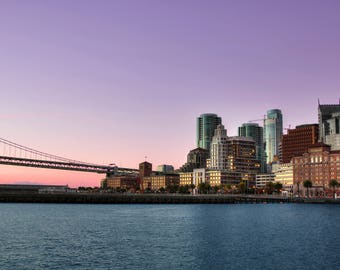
[196,113,222,151]
[238,123,265,173]
[318,101,340,142]
[209,124,228,170]
[281,124,319,163]
[264,109,283,166]
[226,136,259,185]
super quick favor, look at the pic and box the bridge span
[0,137,139,176]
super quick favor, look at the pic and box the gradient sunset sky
[1,0,339,187]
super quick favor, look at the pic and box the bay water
[0,203,339,270]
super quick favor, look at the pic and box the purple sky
[1,0,340,186]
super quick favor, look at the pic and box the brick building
[281,124,319,163]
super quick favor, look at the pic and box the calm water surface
[0,203,340,270]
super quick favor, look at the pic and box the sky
[0,0,340,187]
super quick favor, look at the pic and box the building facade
[209,124,228,170]
[324,112,340,150]
[106,176,138,190]
[318,102,340,143]
[272,162,293,190]
[142,174,180,190]
[255,174,275,188]
[226,136,259,186]
[156,164,174,173]
[180,172,193,186]
[238,123,265,173]
[196,113,222,151]
[292,143,340,193]
[264,109,283,166]
[179,147,209,172]
[281,124,319,163]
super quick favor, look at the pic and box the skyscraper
[264,109,283,166]
[196,113,222,151]
[209,124,228,170]
[238,123,265,173]
[318,101,340,150]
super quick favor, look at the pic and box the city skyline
[1,0,340,187]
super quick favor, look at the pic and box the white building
[193,168,206,186]
[209,124,228,170]
[272,162,293,191]
[256,174,275,188]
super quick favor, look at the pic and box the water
[0,203,340,270]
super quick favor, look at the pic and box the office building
[272,162,293,191]
[209,124,228,170]
[106,176,138,190]
[179,172,194,186]
[281,124,319,163]
[226,136,259,185]
[179,147,209,172]
[255,174,275,188]
[156,164,174,174]
[292,143,340,195]
[238,123,265,172]
[197,113,222,151]
[318,101,340,143]
[264,109,283,166]
[142,174,180,190]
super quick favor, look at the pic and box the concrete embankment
[1,192,340,204]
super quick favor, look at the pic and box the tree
[198,182,211,194]
[274,182,283,194]
[238,182,246,194]
[265,182,274,194]
[329,179,339,199]
[303,180,313,198]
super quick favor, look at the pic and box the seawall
[1,192,340,204]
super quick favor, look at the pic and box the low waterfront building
[106,176,138,190]
[207,170,240,187]
[292,143,340,195]
[0,184,71,194]
[272,162,293,191]
[256,174,275,188]
[179,172,193,186]
[142,174,180,190]
[193,168,207,186]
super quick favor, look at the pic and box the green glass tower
[238,123,265,173]
[264,109,283,165]
[196,113,222,151]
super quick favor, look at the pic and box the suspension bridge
[0,137,139,176]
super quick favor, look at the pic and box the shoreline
[1,192,340,204]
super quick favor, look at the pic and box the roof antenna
[318,98,320,105]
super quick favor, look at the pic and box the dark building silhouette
[179,147,209,172]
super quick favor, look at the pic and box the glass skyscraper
[264,109,283,166]
[238,123,265,173]
[196,113,222,151]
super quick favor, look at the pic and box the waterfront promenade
[1,192,339,204]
